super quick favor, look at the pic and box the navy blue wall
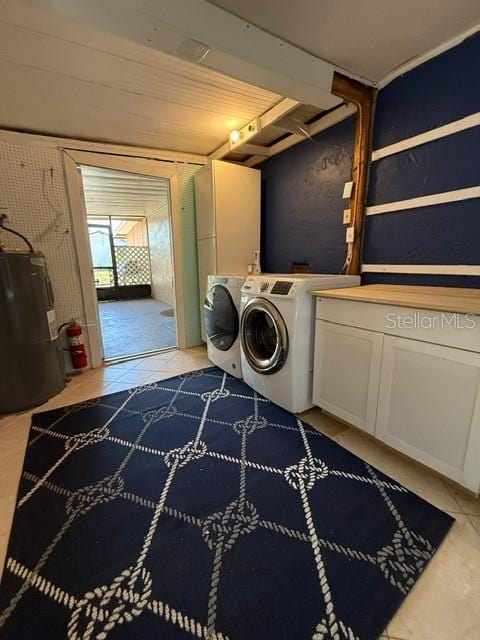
[365,32,480,288]
[261,33,480,287]
[261,116,355,273]
[373,33,480,149]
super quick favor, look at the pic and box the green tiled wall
[177,163,203,347]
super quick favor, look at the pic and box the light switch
[346,227,355,243]
[343,209,351,224]
[342,181,354,199]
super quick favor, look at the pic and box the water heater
[0,251,65,413]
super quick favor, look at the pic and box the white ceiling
[80,166,170,218]
[210,0,480,82]
[0,1,280,154]
[0,0,478,157]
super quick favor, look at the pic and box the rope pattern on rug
[20,470,380,569]
[0,377,183,631]
[5,559,230,640]
[67,376,194,639]
[2,368,444,640]
[297,419,360,640]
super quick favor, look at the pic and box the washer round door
[240,298,288,374]
[204,284,239,351]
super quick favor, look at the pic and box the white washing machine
[204,274,246,379]
[240,274,360,413]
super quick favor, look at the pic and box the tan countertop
[311,284,480,316]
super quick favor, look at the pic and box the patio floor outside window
[98,299,176,360]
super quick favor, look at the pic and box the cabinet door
[312,320,383,434]
[214,160,260,274]
[376,336,480,490]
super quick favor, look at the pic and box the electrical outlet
[346,226,355,243]
[343,208,351,224]
[342,181,354,199]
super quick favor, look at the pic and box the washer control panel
[271,281,293,295]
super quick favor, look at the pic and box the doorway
[64,151,186,366]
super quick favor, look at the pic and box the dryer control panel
[271,281,293,295]
[242,276,297,296]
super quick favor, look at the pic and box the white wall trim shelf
[366,185,480,216]
[371,112,480,162]
[361,264,480,276]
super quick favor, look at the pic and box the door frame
[63,149,186,367]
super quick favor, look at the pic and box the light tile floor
[0,348,479,639]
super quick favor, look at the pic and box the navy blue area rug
[0,367,453,640]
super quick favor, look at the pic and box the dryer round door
[240,298,288,374]
[204,284,239,351]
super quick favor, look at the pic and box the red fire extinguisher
[65,321,88,369]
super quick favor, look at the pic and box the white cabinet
[313,321,383,434]
[313,297,480,492]
[194,160,260,338]
[376,336,480,487]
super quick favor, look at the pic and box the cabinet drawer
[315,297,480,352]
[313,320,383,434]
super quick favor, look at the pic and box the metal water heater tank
[0,251,66,413]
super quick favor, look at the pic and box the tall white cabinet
[195,160,260,336]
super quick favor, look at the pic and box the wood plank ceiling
[0,0,280,154]
[80,166,170,218]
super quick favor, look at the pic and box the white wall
[126,219,148,246]
[147,207,175,307]
[0,139,85,327]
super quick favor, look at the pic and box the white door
[376,335,480,490]
[312,320,384,434]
